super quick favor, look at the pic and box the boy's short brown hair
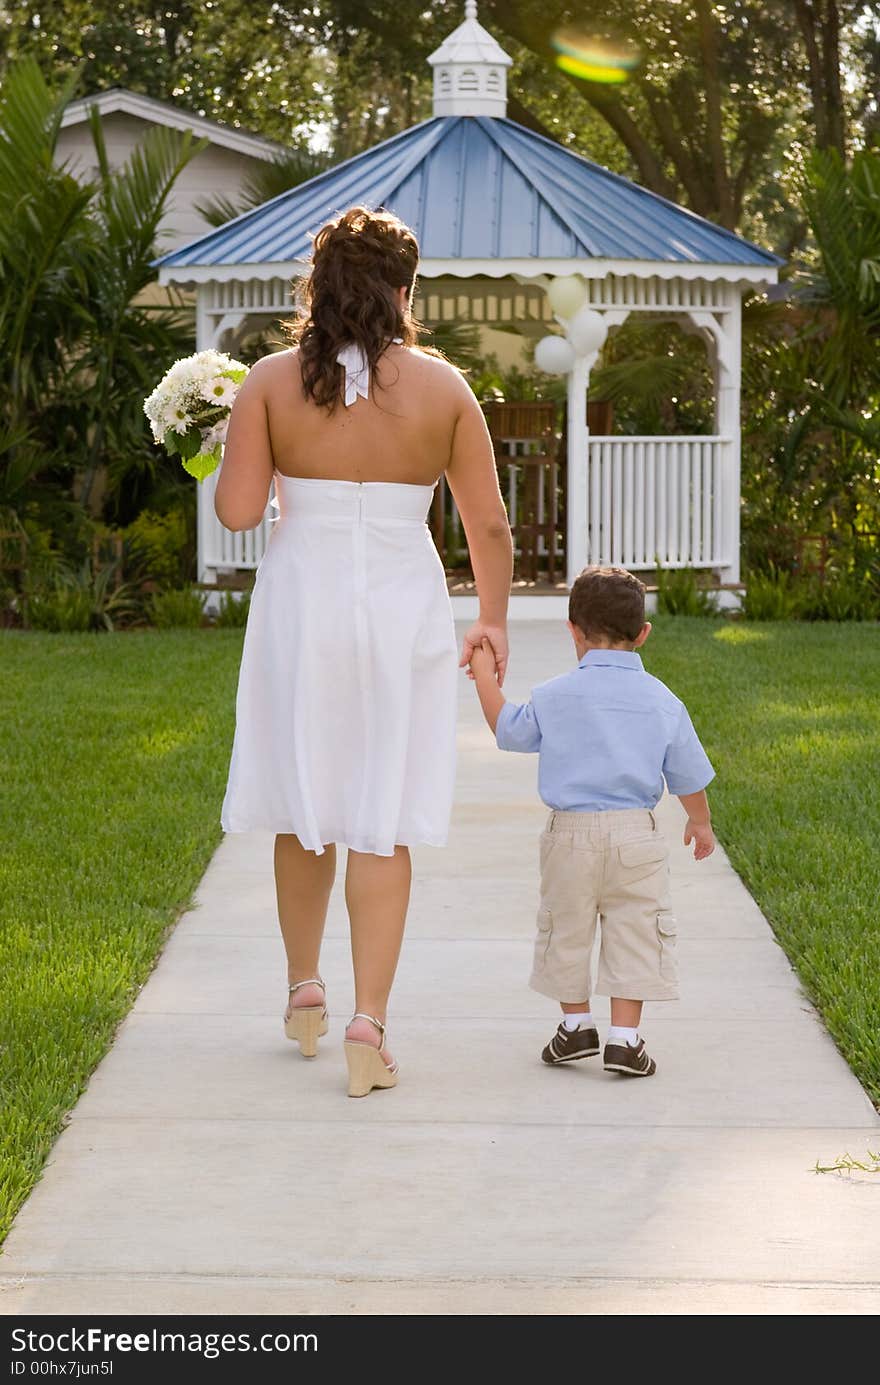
[568,566,646,644]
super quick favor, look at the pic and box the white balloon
[546,275,587,318]
[534,334,576,375]
[566,306,608,356]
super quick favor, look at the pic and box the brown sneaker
[603,1037,657,1077]
[542,1022,600,1065]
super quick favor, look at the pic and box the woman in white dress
[215,206,512,1096]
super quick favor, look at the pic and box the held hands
[460,621,509,686]
[468,638,497,682]
[467,638,506,735]
[684,818,715,861]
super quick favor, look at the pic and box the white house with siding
[56,88,285,255]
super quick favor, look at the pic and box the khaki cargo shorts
[530,808,679,1003]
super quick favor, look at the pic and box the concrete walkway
[2,623,878,1316]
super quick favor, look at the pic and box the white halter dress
[220,343,458,856]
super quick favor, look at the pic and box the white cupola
[428,1,512,118]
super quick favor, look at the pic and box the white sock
[562,1011,594,1031]
[607,1025,639,1046]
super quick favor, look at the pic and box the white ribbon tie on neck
[336,338,403,408]
[337,343,371,407]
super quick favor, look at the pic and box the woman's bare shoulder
[248,347,302,392]
[251,346,300,372]
[404,347,475,398]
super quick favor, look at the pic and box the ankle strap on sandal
[348,1012,386,1044]
[288,977,325,996]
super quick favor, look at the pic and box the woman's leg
[275,834,336,1014]
[344,846,411,1062]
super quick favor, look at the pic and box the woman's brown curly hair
[287,206,420,410]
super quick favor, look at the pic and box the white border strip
[159,256,779,288]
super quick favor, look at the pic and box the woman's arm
[445,380,513,683]
[214,358,275,532]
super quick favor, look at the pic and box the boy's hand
[468,639,497,682]
[468,638,506,734]
[684,818,715,860]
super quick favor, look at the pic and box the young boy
[469,565,715,1077]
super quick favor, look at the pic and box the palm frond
[419,320,481,366]
[798,147,880,402]
[0,58,80,195]
[589,353,687,406]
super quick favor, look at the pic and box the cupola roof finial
[428,2,512,118]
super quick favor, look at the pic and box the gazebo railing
[197,434,733,580]
[585,436,731,570]
[440,451,562,568]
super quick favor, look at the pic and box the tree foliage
[3,3,878,248]
[0,2,327,145]
[0,57,199,531]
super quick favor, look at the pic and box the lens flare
[551,31,639,86]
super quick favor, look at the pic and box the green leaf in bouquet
[162,429,183,457]
[176,427,204,461]
[162,426,202,460]
[225,368,248,383]
[181,446,222,482]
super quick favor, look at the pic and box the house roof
[61,88,285,163]
[155,114,781,281]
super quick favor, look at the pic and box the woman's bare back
[261,344,464,486]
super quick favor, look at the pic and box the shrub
[214,590,251,628]
[149,587,206,629]
[742,567,798,621]
[26,560,135,632]
[796,570,879,622]
[655,566,717,616]
[124,509,192,591]
[27,587,94,632]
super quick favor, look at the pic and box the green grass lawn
[0,619,878,1248]
[644,617,880,1105]
[0,631,242,1245]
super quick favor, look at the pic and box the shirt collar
[579,649,644,671]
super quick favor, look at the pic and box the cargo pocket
[657,910,677,981]
[534,906,554,969]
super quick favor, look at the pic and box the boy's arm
[469,640,542,752]
[469,639,506,733]
[663,704,716,861]
[677,789,714,860]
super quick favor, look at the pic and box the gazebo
[157,3,780,609]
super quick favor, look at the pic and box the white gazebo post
[566,356,591,588]
[716,283,743,586]
[682,283,743,588]
[539,281,621,588]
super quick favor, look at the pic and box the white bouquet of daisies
[143,349,249,481]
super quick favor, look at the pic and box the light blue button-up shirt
[495,649,714,812]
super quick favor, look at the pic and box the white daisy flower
[200,375,237,405]
[169,408,193,435]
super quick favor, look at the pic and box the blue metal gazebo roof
[156,115,780,273]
